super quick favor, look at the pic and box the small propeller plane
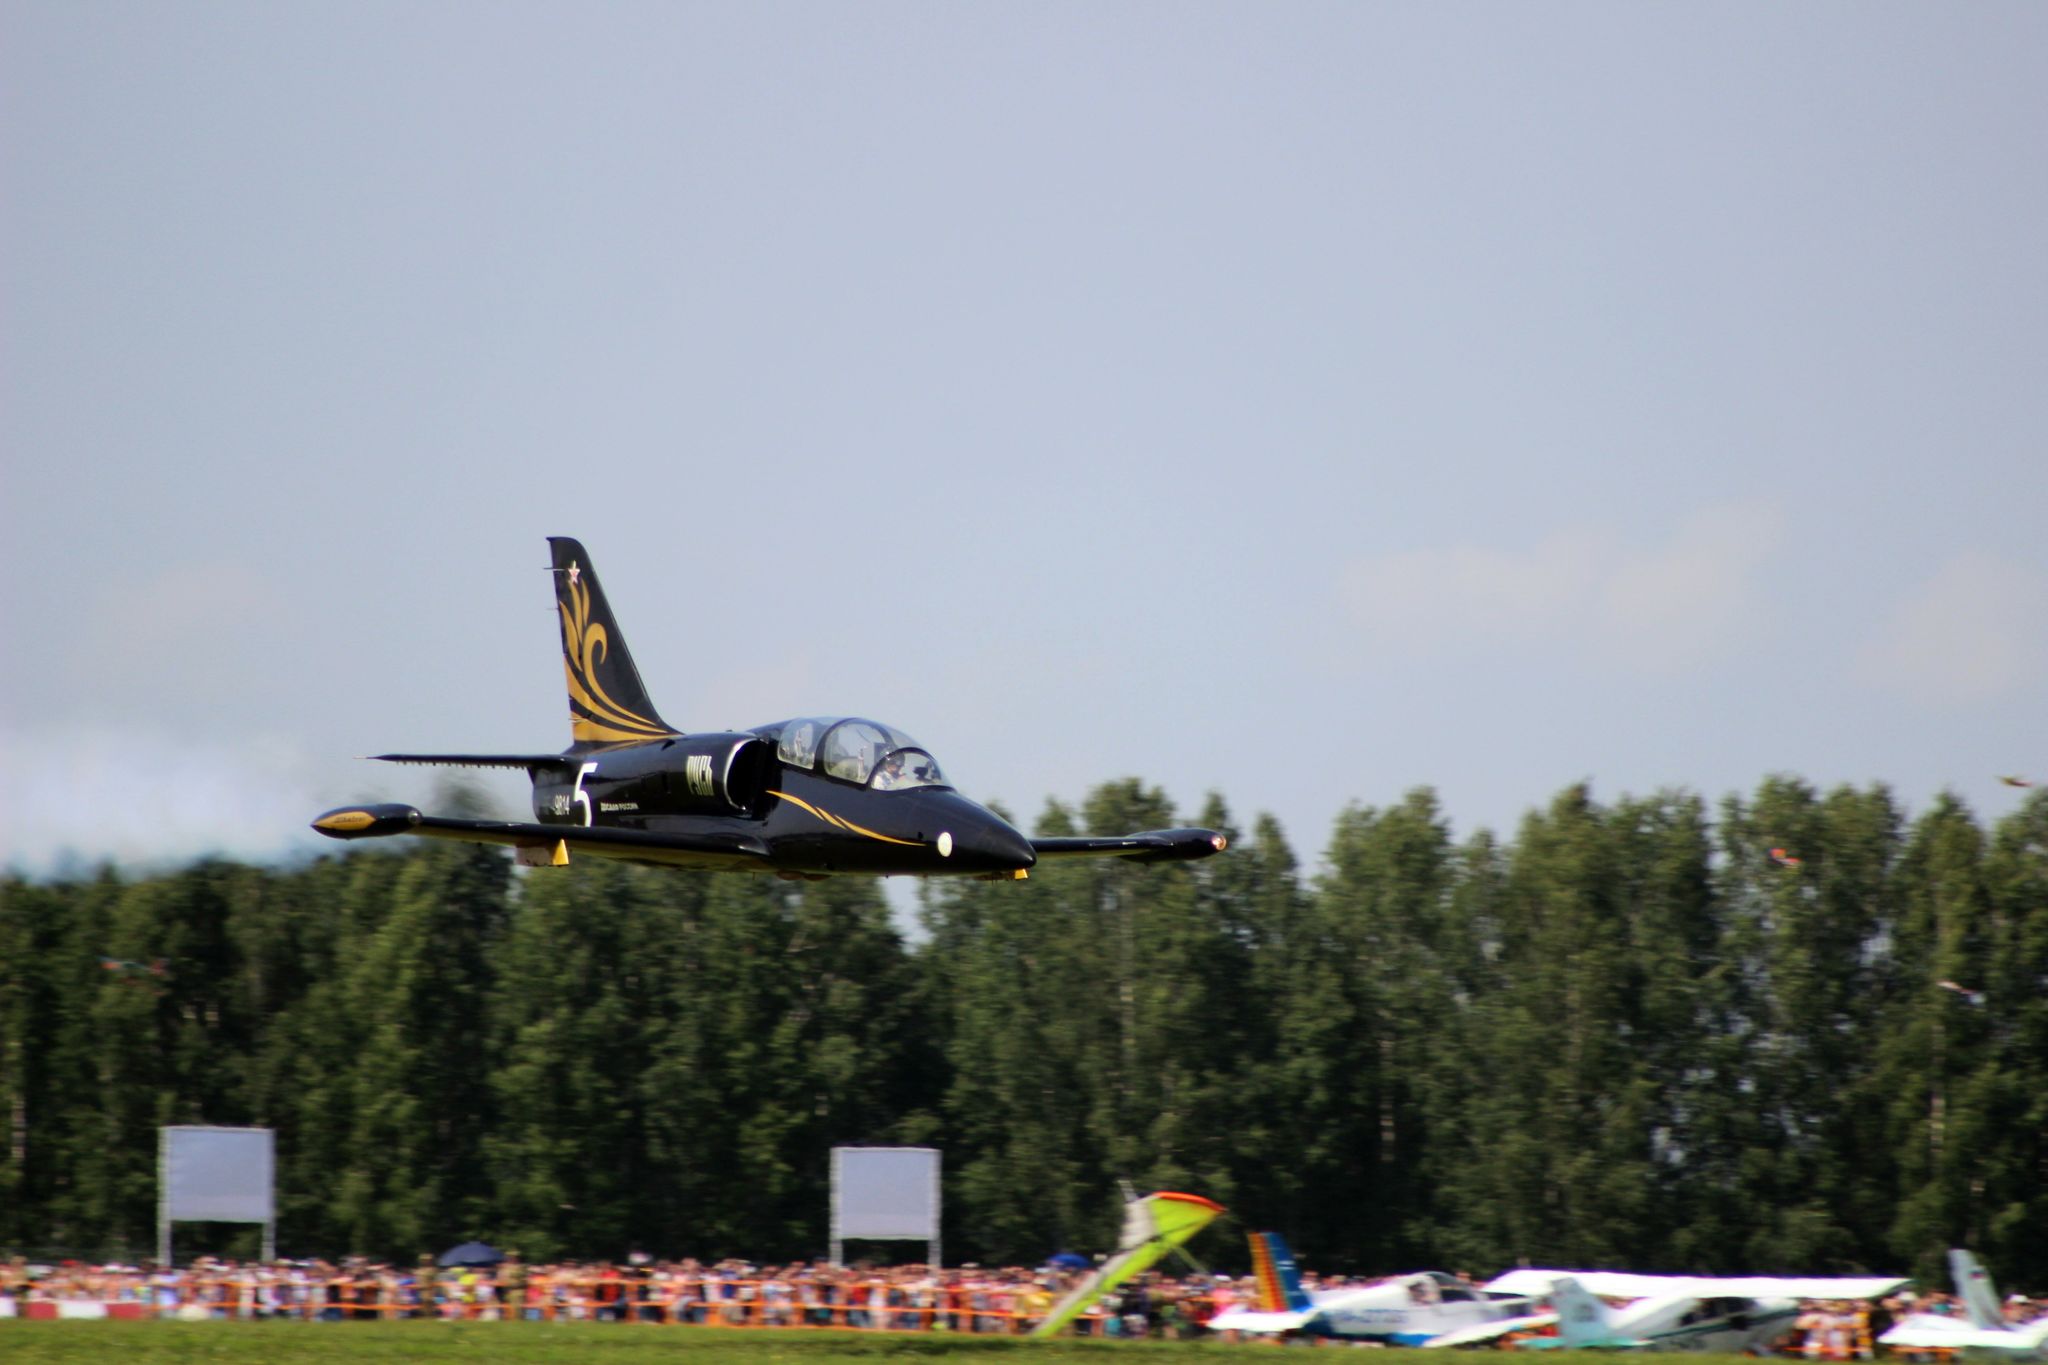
[1881,1251,2048,1361]
[311,537,1227,880]
[1438,1267,1911,1352]
[1207,1232,1539,1345]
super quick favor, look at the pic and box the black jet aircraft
[311,538,1227,880]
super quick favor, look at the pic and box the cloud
[30,560,306,733]
[1859,552,2048,704]
[1341,533,1603,637]
[0,725,320,876]
[1338,501,1786,671]
[1599,502,1785,668]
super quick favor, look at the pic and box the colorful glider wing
[1029,1190,1224,1338]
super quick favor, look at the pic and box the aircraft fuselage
[529,728,1037,877]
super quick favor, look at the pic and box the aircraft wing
[1422,1312,1560,1348]
[1029,828,1228,863]
[1029,1191,1224,1337]
[1210,1308,1321,1334]
[1485,1270,1907,1302]
[1882,1316,1983,1350]
[368,753,583,770]
[1708,1275,1908,1300]
[310,803,771,870]
[1882,1317,2048,1354]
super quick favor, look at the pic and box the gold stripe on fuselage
[768,790,925,847]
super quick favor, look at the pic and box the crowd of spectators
[1,1254,1240,1335]
[3,1252,2041,1350]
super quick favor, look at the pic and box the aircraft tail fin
[1548,1276,1614,1348]
[1247,1231,1313,1314]
[548,537,677,747]
[1951,1250,2008,1332]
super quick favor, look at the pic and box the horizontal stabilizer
[1423,1312,1561,1348]
[1030,828,1228,863]
[1210,1308,1320,1334]
[369,753,582,770]
[1879,1318,2043,1353]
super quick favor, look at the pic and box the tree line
[2,778,2043,1289]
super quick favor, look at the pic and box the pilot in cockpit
[784,725,816,769]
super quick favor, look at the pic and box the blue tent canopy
[437,1240,503,1267]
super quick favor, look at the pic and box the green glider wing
[1030,1190,1224,1338]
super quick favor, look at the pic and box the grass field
[0,1322,1766,1365]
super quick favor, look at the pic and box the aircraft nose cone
[953,814,1036,872]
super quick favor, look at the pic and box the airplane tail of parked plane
[547,536,677,747]
[1549,1276,1618,1348]
[1955,1250,2008,1331]
[1884,1252,2048,1359]
[1247,1231,1313,1314]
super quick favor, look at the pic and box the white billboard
[160,1126,275,1263]
[830,1146,940,1266]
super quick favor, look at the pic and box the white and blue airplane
[1206,1233,1539,1345]
[1431,1267,1911,1353]
[1881,1251,2048,1361]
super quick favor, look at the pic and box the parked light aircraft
[1432,1268,1910,1352]
[311,538,1227,879]
[1206,1233,1539,1345]
[1880,1251,2048,1360]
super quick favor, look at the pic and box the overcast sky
[5,3,2044,884]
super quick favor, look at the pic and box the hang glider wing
[310,803,770,870]
[1029,1190,1224,1338]
[1030,829,1228,864]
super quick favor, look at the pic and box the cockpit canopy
[770,717,949,791]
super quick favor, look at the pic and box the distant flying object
[1938,979,1987,1006]
[1449,1267,1910,1353]
[98,956,168,977]
[98,957,170,995]
[1770,847,1803,869]
[312,538,1226,880]
[1881,1250,2048,1360]
[1030,1188,1224,1338]
[1998,775,2035,788]
[1207,1232,1537,1345]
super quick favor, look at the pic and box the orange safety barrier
[5,1273,1219,1336]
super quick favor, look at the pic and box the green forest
[3,778,2044,1289]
